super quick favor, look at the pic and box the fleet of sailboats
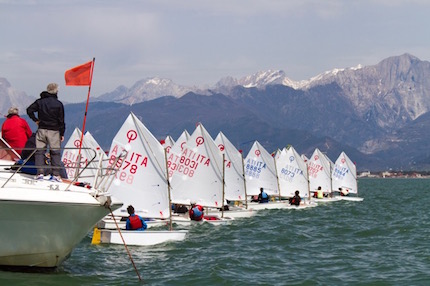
[79,113,361,246]
[0,110,363,268]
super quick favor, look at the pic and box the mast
[241,153,248,209]
[273,152,282,201]
[221,153,225,218]
[164,148,173,231]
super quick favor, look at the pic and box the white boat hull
[98,229,188,246]
[0,183,121,267]
[285,201,319,209]
[246,201,291,210]
[337,196,364,202]
[207,208,256,218]
[310,196,341,203]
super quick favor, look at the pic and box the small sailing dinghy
[92,113,187,246]
[332,152,363,201]
[62,128,107,185]
[167,123,234,225]
[308,148,340,203]
[206,132,255,218]
[244,141,289,210]
[275,146,317,209]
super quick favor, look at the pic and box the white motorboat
[0,153,122,268]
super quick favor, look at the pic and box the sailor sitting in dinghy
[126,205,147,231]
[258,187,269,203]
[289,190,301,206]
[189,202,204,221]
[340,188,350,196]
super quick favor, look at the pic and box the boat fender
[91,227,101,244]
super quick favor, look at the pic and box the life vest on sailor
[317,190,324,199]
[129,215,143,230]
[259,192,269,203]
[190,205,204,221]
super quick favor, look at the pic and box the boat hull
[207,208,256,218]
[310,196,341,203]
[246,201,291,210]
[0,187,121,267]
[98,229,188,246]
[337,196,364,202]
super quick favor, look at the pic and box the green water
[1,178,430,285]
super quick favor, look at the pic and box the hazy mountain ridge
[2,53,430,171]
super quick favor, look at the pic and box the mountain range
[1,53,430,171]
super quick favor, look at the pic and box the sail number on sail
[280,165,303,182]
[62,150,89,178]
[245,158,266,179]
[308,162,323,178]
[167,147,210,178]
[108,145,148,184]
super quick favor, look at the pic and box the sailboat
[168,123,233,224]
[207,132,255,218]
[62,128,106,185]
[275,146,316,209]
[308,148,340,203]
[161,135,175,153]
[244,141,288,210]
[93,113,187,246]
[332,152,363,201]
[0,137,122,267]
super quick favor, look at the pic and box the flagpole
[78,57,95,147]
[75,58,95,178]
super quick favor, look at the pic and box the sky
[1,0,429,103]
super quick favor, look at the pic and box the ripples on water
[1,178,430,285]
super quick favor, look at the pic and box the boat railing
[0,146,128,193]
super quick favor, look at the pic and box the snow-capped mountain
[96,77,200,105]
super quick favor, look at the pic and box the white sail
[244,141,279,196]
[308,148,332,193]
[107,113,170,219]
[215,132,246,201]
[301,154,309,163]
[162,135,176,154]
[273,149,282,160]
[332,152,357,194]
[61,128,102,184]
[276,146,309,198]
[168,124,224,208]
[174,130,190,151]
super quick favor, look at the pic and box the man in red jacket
[1,107,32,155]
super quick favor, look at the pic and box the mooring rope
[108,207,142,282]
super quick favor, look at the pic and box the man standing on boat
[126,205,147,230]
[26,83,65,182]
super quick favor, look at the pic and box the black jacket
[26,91,65,136]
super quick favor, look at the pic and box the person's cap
[7,107,18,116]
[47,83,59,94]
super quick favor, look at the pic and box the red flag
[65,61,93,86]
